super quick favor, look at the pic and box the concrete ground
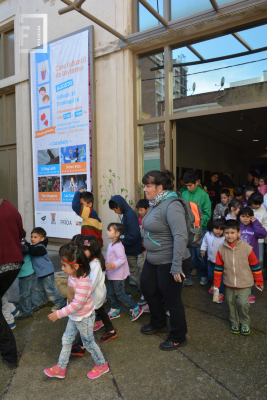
[2,258,267,400]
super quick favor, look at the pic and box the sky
[139,2,267,95]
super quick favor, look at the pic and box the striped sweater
[57,275,94,321]
[72,191,103,247]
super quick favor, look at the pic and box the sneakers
[241,325,250,335]
[9,322,16,330]
[159,339,188,351]
[130,306,144,321]
[108,309,121,320]
[191,268,198,276]
[11,309,20,318]
[138,295,147,306]
[249,295,255,304]
[87,362,109,379]
[208,286,213,294]
[99,329,117,343]
[230,325,240,334]
[71,344,85,357]
[142,304,150,313]
[200,277,208,286]
[93,321,104,332]
[183,278,193,287]
[218,294,224,303]
[44,364,66,379]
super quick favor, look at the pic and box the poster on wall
[30,28,93,238]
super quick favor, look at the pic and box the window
[0,92,16,144]
[171,0,212,21]
[138,0,164,31]
[139,123,165,177]
[0,29,15,79]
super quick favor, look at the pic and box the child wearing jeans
[213,220,263,335]
[44,245,108,379]
[106,223,144,321]
[237,207,267,304]
[24,227,65,311]
[200,219,225,302]
[70,235,116,357]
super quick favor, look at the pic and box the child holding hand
[44,245,108,380]
[106,223,144,321]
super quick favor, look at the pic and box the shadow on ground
[1,277,267,400]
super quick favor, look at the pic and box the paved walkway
[1,279,267,400]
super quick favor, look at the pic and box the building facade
[1,0,267,248]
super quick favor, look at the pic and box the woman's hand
[171,271,185,282]
[48,310,59,322]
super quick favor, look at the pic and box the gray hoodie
[142,198,191,275]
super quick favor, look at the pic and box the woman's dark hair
[224,199,244,217]
[233,185,244,197]
[142,170,174,191]
[237,206,254,221]
[183,170,198,184]
[136,199,150,209]
[59,244,90,278]
[247,192,264,207]
[220,188,230,197]
[107,223,124,246]
[208,217,225,232]
[220,174,235,189]
[244,186,257,198]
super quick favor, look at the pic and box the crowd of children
[3,170,266,377]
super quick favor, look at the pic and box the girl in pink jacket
[106,223,143,322]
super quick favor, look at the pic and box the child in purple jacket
[106,223,143,322]
[237,207,267,303]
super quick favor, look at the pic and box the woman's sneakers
[93,321,104,331]
[71,344,86,356]
[130,306,144,321]
[44,364,66,379]
[249,295,255,304]
[99,329,117,343]
[108,309,121,320]
[87,362,109,379]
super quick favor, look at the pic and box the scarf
[149,190,170,207]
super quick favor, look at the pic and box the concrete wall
[0,0,134,249]
[176,125,247,185]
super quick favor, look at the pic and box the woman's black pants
[140,257,191,343]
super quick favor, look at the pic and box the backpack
[160,197,203,248]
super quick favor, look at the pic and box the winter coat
[200,232,225,263]
[240,220,267,259]
[252,207,267,243]
[181,186,211,231]
[105,242,130,280]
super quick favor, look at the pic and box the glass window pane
[139,123,165,178]
[139,0,164,32]
[192,35,245,59]
[4,30,15,78]
[171,0,211,20]
[237,24,267,49]
[140,52,165,119]
[6,93,16,143]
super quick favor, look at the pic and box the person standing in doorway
[205,172,221,210]
[181,170,211,286]
[0,199,24,369]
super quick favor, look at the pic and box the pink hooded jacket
[258,185,267,196]
[105,241,130,280]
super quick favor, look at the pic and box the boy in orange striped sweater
[214,219,263,336]
[72,189,103,247]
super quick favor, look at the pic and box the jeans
[140,257,191,342]
[58,313,106,369]
[126,255,141,287]
[208,261,224,294]
[18,273,35,317]
[0,269,20,363]
[108,280,137,310]
[31,273,65,309]
[187,247,208,278]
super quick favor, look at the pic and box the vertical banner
[30,29,93,238]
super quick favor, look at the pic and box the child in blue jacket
[24,227,65,311]
[109,195,142,288]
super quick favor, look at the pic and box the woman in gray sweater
[140,170,191,351]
